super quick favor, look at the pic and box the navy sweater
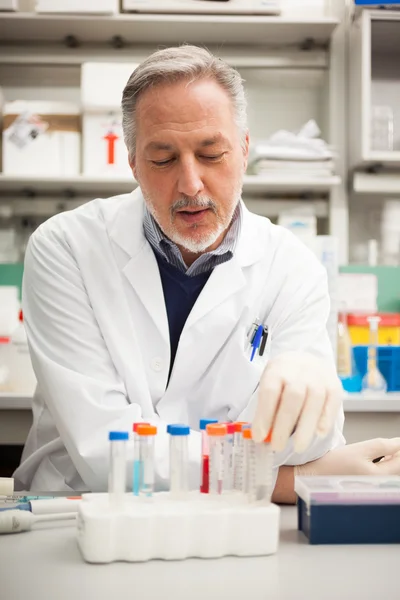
[154,252,212,375]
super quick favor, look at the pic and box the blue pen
[250,325,264,362]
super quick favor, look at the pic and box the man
[15,45,400,498]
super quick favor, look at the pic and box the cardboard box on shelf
[82,112,132,178]
[35,0,119,14]
[81,63,138,112]
[2,101,81,177]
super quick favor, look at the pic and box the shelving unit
[0,173,341,196]
[0,12,339,46]
[3,392,400,413]
[353,172,400,195]
[0,1,349,262]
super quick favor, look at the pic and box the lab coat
[14,189,345,492]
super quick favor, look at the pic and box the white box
[0,0,18,10]
[122,0,280,14]
[2,101,80,177]
[77,492,280,563]
[83,112,132,177]
[81,63,138,112]
[35,0,118,14]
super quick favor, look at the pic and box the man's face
[130,78,249,256]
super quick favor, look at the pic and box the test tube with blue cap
[168,424,190,499]
[108,430,129,509]
[199,418,218,493]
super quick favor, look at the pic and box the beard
[142,182,243,255]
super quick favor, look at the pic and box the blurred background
[1,0,400,476]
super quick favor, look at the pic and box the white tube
[108,431,128,509]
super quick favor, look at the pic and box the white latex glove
[252,351,342,453]
[294,438,400,477]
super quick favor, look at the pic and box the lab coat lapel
[123,244,169,345]
[108,189,169,346]
[184,201,263,330]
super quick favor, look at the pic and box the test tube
[108,431,129,509]
[132,422,150,496]
[223,423,235,493]
[168,424,190,499]
[207,423,227,495]
[199,418,218,493]
[232,422,248,492]
[136,424,157,497]
[243,428,273,503]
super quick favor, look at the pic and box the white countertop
[0,506,395,600]
[2,392,400,412]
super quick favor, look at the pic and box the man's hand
[294,438,400,477]
[252,351,342,453]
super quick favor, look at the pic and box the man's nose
[177,159,205,198]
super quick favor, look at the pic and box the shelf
[0,44,328,69]
[343,393,400,413]
[0,13,339,47]
[2,392,400,412]
[0,174,341,197]
[0,393,32,410]
[353,172,400,195]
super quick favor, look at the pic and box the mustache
[170,195,218,217]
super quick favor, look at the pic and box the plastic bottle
[9,310,36,394]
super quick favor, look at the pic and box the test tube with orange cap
[243,428,273,503]
[132,422,150,496]
[136,424,157,497]
[206,423,227,495]
[232,422,248,492]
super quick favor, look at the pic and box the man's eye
[201,154,224,161]
[152,159,174,166]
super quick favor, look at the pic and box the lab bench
[0,505,396,600]
[2,393,400,447]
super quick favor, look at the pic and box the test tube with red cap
[136,424,157,497]
[132,422,150,496]
[207,423,227,495]
[243,428,273,503]
[199,419,218,493]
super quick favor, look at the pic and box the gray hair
[121,45,247,160]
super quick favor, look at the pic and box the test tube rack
[77,492,280,563]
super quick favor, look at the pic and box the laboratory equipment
[361,316,388,395]
[296,475,400,545]
[0,497,81,514]
[137,424,157,497]
[353,345,400,392]
[223,423,235,492]
[108,431,129,509]
[207,423,227,495]
[132,422,149,496]
[243,428,274,503]
[336,307,355,379]
[0,510,76,535]
[233,422,248,492]
[199,418,217,493]
[77,491,281,563]
[168,424,190,499]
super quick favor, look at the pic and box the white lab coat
[14,189,345,492]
